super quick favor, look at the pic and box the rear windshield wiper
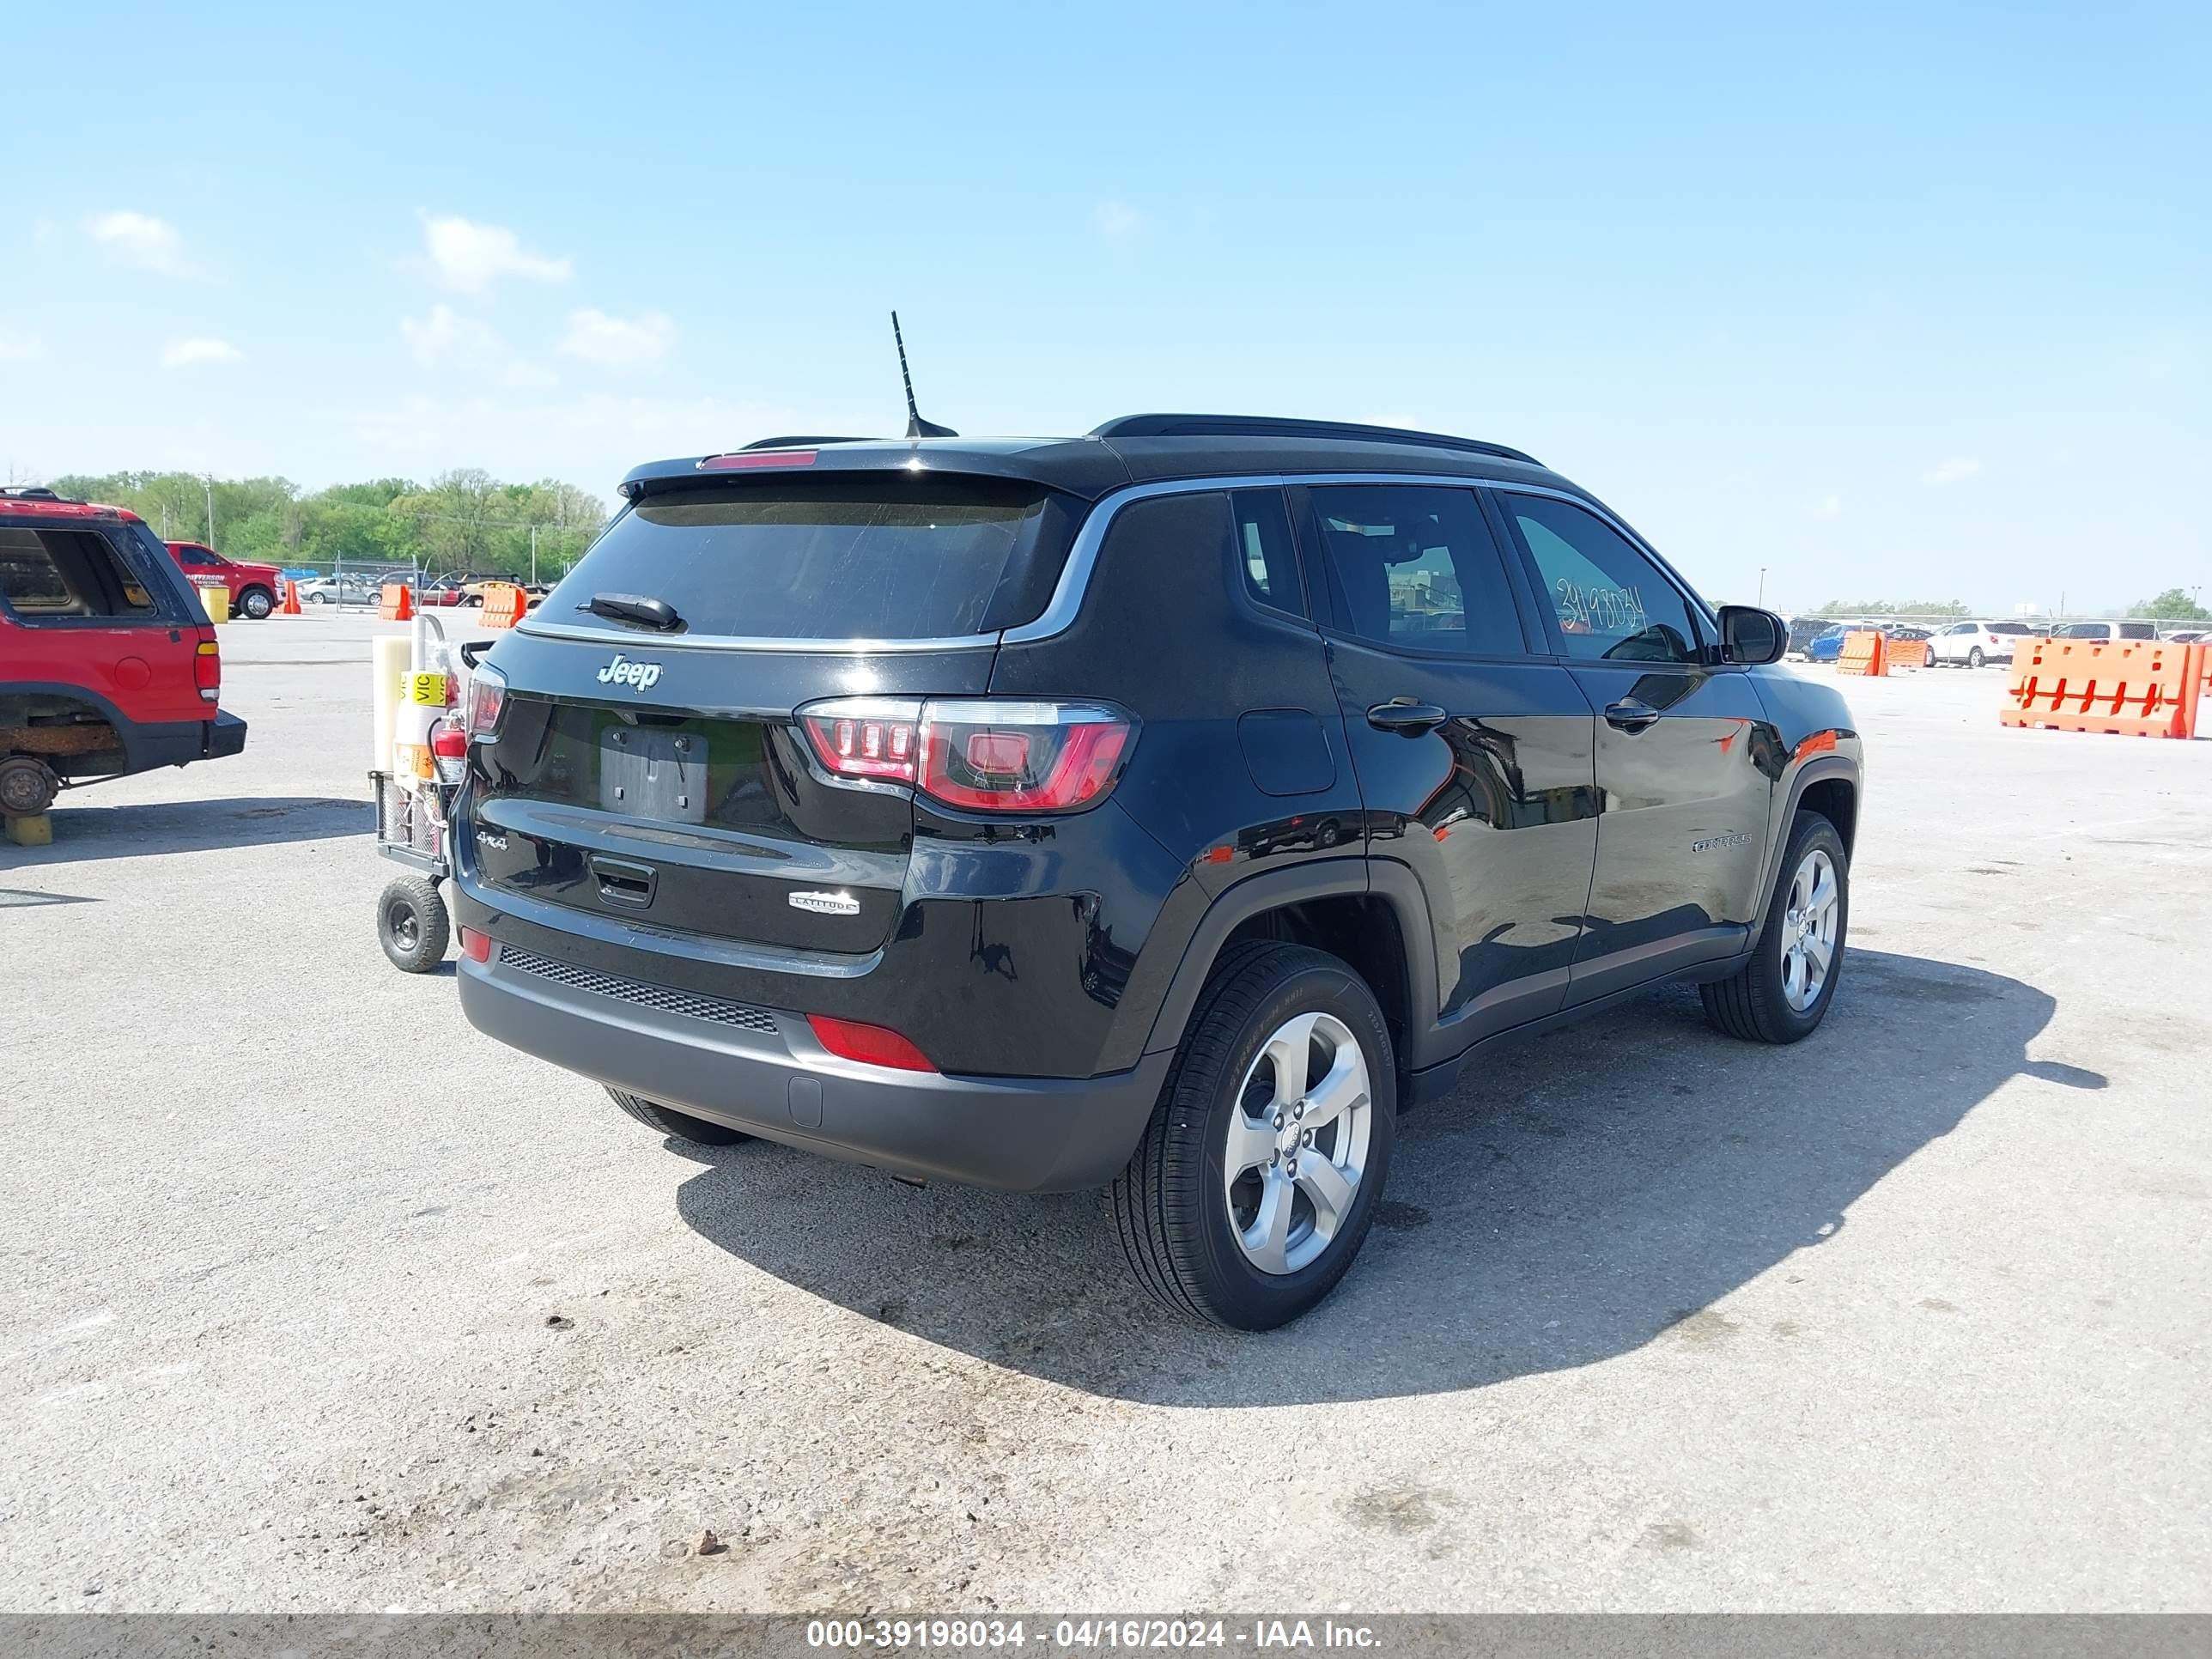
[586,592,683,631]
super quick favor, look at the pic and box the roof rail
[740,434,874,450]
[0,485,65,501]
[1088,414,1540,467]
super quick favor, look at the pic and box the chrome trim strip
[1002,469,1708,645]
[514,617,1002,654]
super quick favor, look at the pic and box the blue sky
[2,2,2205,613]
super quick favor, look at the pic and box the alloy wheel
[1222,1012,1373,1275]
[1779,848,1840,1012]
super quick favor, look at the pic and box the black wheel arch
[1135,860,1440,1084]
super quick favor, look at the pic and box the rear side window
[1231,489,1305,618]
[1302,484,1524,656]
[540,477,1073,641]
[0,526,162,622]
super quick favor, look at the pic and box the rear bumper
[206,711,247,757]
[457,946,1170,1193]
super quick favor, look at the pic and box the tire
[1700,811,1849,1043]
[1112,942,1395,1331]
[376,874,450,973]
[238,586,275,621]
[605,1086,754,1146]
[307,591,328,605]
[1968,647,1984,669]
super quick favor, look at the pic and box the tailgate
[468,635,994,954]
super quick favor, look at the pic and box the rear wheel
[376,874,450,972]
[1112,942,1395,1330]
[1700,811,1848,1043]
[1968,647,1985,669]
[605,1087,754,1146]
[238,586,275,621]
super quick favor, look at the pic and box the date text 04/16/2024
[805,1620,1383,1650]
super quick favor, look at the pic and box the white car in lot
[2047,620,2158,644]
[1929,620,2038,668]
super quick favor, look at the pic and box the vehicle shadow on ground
[2,796,368,866]
[670,948,2096,1404]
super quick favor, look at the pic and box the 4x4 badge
[789,890,861,917]
[596,653,663,691]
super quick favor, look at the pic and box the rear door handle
[1367,701,1449,736]
[589,854,658,908]
[1604,698,1662,732]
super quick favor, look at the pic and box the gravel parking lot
[3,619,2207,1613]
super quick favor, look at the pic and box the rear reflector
[806,1014,934,1073]
[699,450,817,470]
[459,927,492,963]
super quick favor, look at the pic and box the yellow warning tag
[404,672,450,706]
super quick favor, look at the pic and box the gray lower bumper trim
[459,954,1170,1194]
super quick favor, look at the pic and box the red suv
[0,489,247,818]
[165,540,284,621]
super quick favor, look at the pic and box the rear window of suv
[539,477,1078,641]
[0,525,163,621]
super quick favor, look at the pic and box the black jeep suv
[453,416,1860,1329]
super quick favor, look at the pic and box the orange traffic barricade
[379,582,415,622]
[477,582,529,630]
[2001,639,2203,739]
[1837,629,1887,677]
[1888,635,1929,671]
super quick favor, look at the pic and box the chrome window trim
[514,468,1711,653]
[1006,471,1717,646]
[513,617,1004,654]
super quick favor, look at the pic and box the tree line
[46,469,611,581]
[1817,590,2208,622]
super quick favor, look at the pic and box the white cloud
[557,307,676,371]
[160,337,245,369]
[86,211,191,276]
[1922,456,1981,487]
[0,327,43,364]
[421,215,572,294]
[399,305,555,389]
[1093,201,1143,240]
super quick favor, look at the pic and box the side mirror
[1718,605,1788,665]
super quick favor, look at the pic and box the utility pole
[1758,567,1767,606]
[531,526,538,586]
[204,474,216,550]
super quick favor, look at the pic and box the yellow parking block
[4,813,52,847]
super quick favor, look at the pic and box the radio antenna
[891,311,958,439]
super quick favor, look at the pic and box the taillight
[806,1013,934,1073]
[799,699,921,781]
[458,926,492,963]
[193,637,220,704]
[797,697,1134,813]
[465,662,507,741]
[429,716,469,784]
[921,701,1131,811]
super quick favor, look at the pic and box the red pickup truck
[165,540,284,621]
[1,489,246,818]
